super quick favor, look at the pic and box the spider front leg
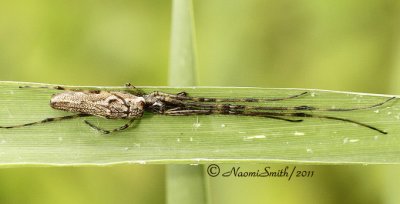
[162,108,303,122]
[162,91,309,103]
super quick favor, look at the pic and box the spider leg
[84,118,136,134]
[182,96,396,112]
[0,114,89,129]
[225,110,387,134]
[148,91,308,104]
[163,109,213,116]
[176,92,188,97]
[164,107,183,112]
[270,112,384,134]
[18,85,84,92]
[19,83,147,96]
[293,97,396,111]
[123,83,146,96]
[163,109,303,122]
[163,105,386,134]
[260,115,303,122]
[124,82,136,89]
[279,112,387,134]
[177,91,309,102]
[201,103,388,134]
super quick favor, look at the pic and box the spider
[0,83,396,134]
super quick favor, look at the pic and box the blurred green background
[0,0,400,203]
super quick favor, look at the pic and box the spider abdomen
[50,91,145,119]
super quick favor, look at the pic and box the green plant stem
[168,0,197,87]
[166,0,207,204]
[166,165,207,204]
[384,19,400,204]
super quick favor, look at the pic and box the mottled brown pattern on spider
[0,83,396,134]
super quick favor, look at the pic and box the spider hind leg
[84,119,136,134]
[0,114,89,129]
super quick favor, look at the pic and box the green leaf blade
[0,81,399,165]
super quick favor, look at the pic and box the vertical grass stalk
[166,0,207,204]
